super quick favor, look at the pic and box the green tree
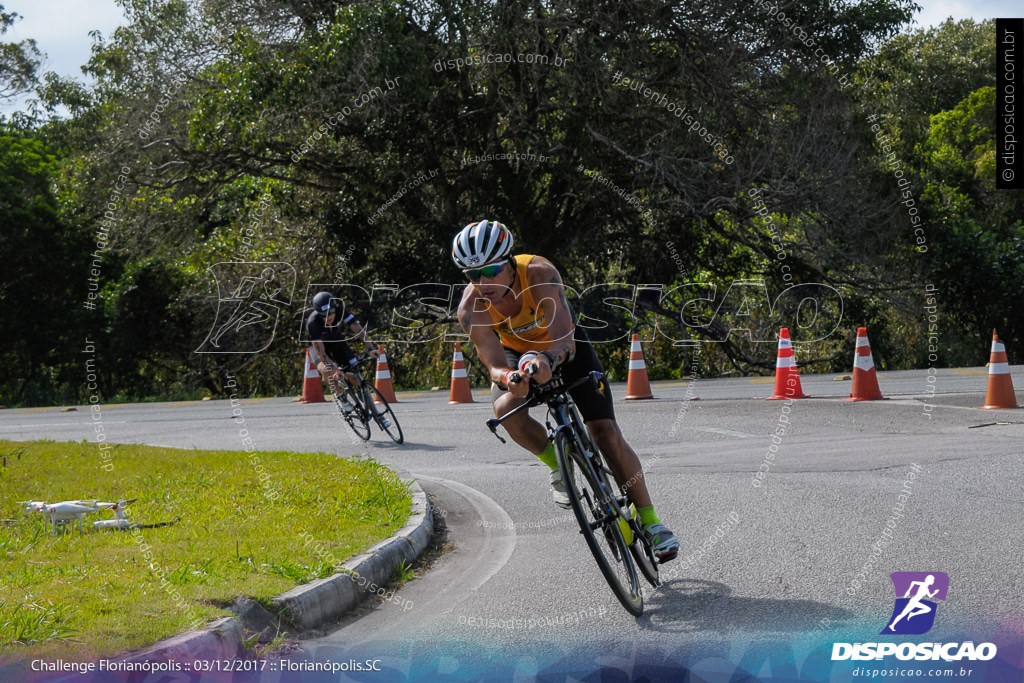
[0,5,42,103]
[915,87,1024,362]
[859,18,996,142]
[28,0,954,400]
[856,21,1020,365]
[0,132,95,405]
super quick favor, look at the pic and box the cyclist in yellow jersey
[452,220,678,561]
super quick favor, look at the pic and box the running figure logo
[881,571,950,635]
[196,262,295,353]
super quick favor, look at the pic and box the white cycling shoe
[549,469,572,509]
[642,522,679,562]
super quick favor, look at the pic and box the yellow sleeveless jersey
[482,254,573,353]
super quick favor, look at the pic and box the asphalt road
[2,367,1023,681]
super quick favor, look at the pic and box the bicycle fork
[552,420,634,545]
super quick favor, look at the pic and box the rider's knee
[587,419,621,443]
[493,394,513,417]
[585,419,622,450]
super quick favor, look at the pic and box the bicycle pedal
[655,547,678,563]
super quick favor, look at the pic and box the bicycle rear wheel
[336,384,370,440]
[555,429,643,616]
[365,384,404,444]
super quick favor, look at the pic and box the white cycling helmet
[451,220,514,269]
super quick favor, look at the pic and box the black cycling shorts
[491,331,615,422]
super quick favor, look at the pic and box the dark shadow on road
[364,441,457,452]
[637,578,852,634]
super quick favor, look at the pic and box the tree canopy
[1,1,1019,405]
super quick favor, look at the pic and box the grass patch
[0,440,410,661]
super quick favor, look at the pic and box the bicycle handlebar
[322,354,376,373]
[485,370,606,443]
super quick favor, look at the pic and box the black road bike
[333,356,404,444]
[487,369,660,615]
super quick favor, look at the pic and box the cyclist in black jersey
[305,291,378,393]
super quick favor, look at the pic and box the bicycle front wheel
[555,429,643,616]
[365,384,404,444]
[336,384,370,440]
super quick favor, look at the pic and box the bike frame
[487,371,631,528]
[487,369,659,614]
[332,356,404,444]
[338,358,377,413]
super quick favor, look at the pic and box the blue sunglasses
[464,261,508,281]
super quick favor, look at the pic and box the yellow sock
[637,505,660,527]
[535,441,558,470]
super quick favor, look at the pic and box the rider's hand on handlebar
[505,370,530,398]
[524,355,553,386]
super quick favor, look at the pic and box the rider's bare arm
[311,340,332,373]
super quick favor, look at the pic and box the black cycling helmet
[451,220,514,269]
[312,291,335,317]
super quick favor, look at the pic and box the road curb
[109,478,433,666]
[120,616,245,665]
[272,480,432,630]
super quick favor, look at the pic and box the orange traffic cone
[624,334,654,400]
[374,345,397,403]
[767,328,810,400]
[982,329,1019,409]
[300,348,326,403]
[448,342,474,404]
[845,327,886,401]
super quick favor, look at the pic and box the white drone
[20,498,138,534]
[20,500,98,534]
